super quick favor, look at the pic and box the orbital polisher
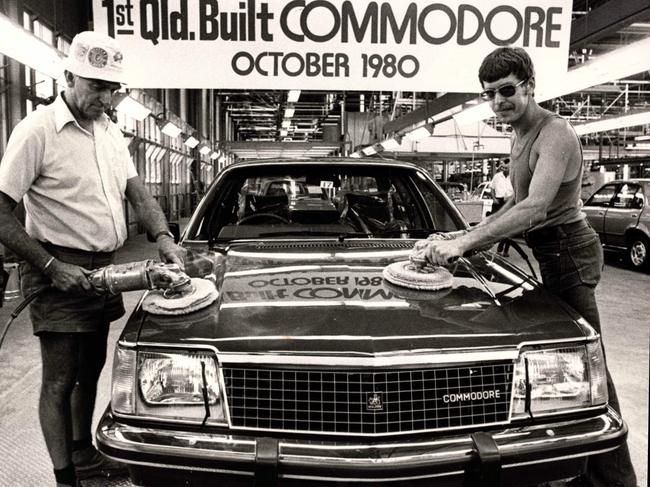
[88,260,218,315]
[382,231,466,291]
[1,260,218,351]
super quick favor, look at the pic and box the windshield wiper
[258,230,372,239]
[374,228,439,237]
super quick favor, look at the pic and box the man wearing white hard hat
[0,31,185,487]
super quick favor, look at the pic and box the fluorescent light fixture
[282,120,291,128]
[361,145,377,156]
[404,123,434,141]
[160,120,182,138]
[432,106,463,122]
[199,145,211,155]
[287,90,301,103]
[573,110,650,136]
[0,12,63,80]
[184,135,200,148]
[210,151,220,159]
[114,94,151,121]
[380,135,402,151]
[635,135,650,141]
[539,35,650,101]
[284,107,295,118]
[452,103,493,128]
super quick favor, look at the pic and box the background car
[439,181,469,201]
[452,181,493,223]
[583,178,650,271]
[470,181,494,203]
[98,158,627,487]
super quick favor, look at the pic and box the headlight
[111,347,228,425]
[512,341,608,418]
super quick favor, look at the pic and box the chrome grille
[223,363,513,434]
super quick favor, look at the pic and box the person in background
[490,160,514,256]
[422,46,636,487]
[0,31,185,487]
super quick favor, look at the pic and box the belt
[524,219,589,246]
[39,241,115,259]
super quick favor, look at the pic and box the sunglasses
[480,78,527,101]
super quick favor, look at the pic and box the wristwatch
[154,230,174,241]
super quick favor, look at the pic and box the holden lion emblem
[366,392,384,411]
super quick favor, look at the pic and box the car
[97,158,627,487]
[470,181,494,202]
[582,178,650,271]
[259,178,309,197]
[454,181,493,223]
[439,181,469,201]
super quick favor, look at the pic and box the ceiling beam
[382,93,477,135]
[570,0,650,50]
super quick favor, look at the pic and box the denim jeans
[528,222,637,487]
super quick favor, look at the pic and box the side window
[412,173,461,232]
[631,187,645,209]
[613,184,640,209]
[585,184,617,207]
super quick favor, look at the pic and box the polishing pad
[383,279,452,301]
[142,278,218,315]
[382,261,454,291]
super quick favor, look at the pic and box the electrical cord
[0,286,49,351]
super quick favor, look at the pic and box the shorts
[19,243,125,335]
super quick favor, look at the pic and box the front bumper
[97,408,626,486]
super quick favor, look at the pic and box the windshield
[186,163,464,241]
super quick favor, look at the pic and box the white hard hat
[64,31,125,84]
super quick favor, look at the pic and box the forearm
[463,200,544,250]
[129,192,170,236]
[0,202,52,272]
[125,177,186,267]
[125,177,170,236]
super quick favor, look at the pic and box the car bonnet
[130,242,594,356]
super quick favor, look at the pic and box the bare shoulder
[539,117,576,142]
[535,116,580,154]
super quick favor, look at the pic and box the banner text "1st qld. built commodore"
[93,0,572,91]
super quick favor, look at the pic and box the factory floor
[0,235,647,487]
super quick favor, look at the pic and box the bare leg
[71,326,109,449]
[39,332,80,470]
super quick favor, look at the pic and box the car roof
[598,179,650,190]
[224,157,420,170]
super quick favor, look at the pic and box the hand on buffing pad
[382,231,466,290]
[409,230,468,268]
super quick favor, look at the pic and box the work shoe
[74,449,128,480]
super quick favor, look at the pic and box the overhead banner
[92,0,573,91]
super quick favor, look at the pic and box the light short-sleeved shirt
[490,171,513,199]
[0,94,138,252]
